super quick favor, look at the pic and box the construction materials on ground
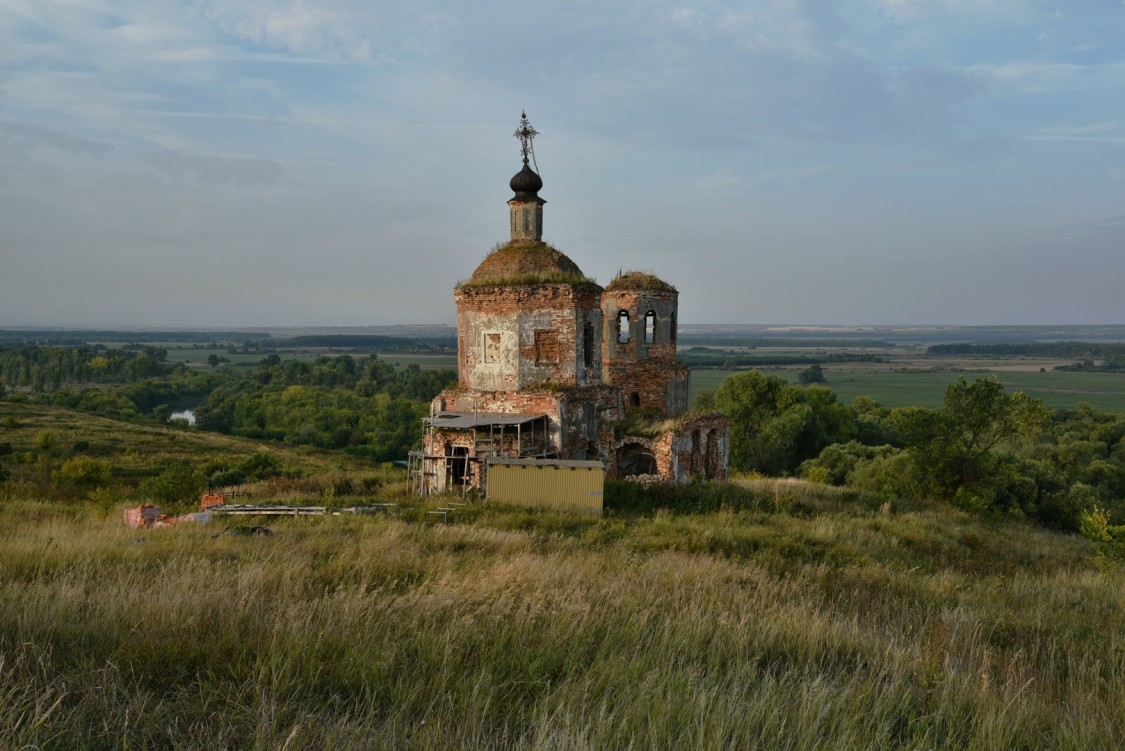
[208,503,398,517]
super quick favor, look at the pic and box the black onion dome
[509,162,543,200]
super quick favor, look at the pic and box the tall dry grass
[0,492,1121,750]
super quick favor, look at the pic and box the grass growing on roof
[606,269,677,292]
[458,240,596,288]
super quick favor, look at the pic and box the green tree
[895,377,1049,508]
[713,372,857,475]
[797,364,826,384]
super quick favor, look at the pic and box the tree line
[927,341,1125,358]
[4,342,1122,534]
[702,373,1125,532]
[0,345,172,391]
[194,355,456,460]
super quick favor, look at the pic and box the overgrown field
[1,482,1121,750]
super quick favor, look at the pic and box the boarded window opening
[484,333,501,364]
[644,310,656,345]
[617,310,630,344]
[534,329,560,365]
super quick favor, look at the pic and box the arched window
[670,312,677,344]
[644,310,656,345]
[583,321,594,368]
[617,310,630,344]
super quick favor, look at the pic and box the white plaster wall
[461,310,520,391]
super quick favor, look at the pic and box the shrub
[238,451,282,481]
[1079,505,1112,542]
[846,450,916,498]
[55,457,113,487]
[209,469,247,488]
[87,486,118,515]
[138,467,205,512]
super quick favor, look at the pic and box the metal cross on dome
[514,111,538,166]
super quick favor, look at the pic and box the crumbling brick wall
[606,358,690,417]
[433,385,622,461]
[612,412,731,483]
[667,414,730,482]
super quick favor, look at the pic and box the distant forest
[678,337,895,349]
[927,341,1125,358]
[281,334,454,350]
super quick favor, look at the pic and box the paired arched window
[618,308,662,346]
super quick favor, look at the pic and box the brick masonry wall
[455,284,604,391]
[600,288,688,417]
[607,359,690,417]
[601,289,679,365]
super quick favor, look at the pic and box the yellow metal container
[485,458,604,515]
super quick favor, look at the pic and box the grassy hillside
[0,472,1121,748]
[0,401,377,506]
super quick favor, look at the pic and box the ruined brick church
[411,114,728,494]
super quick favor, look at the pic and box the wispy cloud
[0,120,113,156]
[2,1,1125,326]
[759,163,837,183]
[1022,122,1125,143]
[139,146,283,187]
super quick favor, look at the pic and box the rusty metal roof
[486,457,605,470]
[425,412,547,429]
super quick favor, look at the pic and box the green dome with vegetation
[605,270,677,292]
[461,240,596,287]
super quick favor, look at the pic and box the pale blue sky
[1,1,1123,327]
